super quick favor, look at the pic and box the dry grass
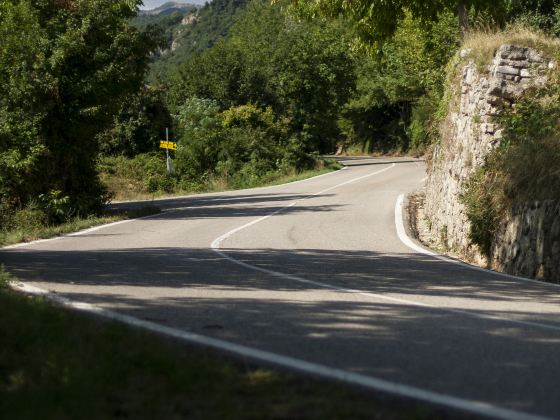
[99,172,150,201]
[462,24,560,70]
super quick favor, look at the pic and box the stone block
[528,49,545,63]
[500,45,530,60]
[486,80,505,96]
[481,123,496,134]
[496,66,520,76]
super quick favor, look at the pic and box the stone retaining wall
[422,44,559,281]
[493,201,560,280]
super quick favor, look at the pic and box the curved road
[3,157,560,419]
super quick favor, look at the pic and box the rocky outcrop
[182,13,198,25]
[423,44,559,280]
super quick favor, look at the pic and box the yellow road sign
[160,140,177,150]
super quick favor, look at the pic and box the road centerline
[211,168,560,334]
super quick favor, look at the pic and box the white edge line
[394,194,560,289]
[206,164,557,418]
[1,163,350,251]
[1,215,161,250]
[111,162,349,205]
[9,281,549,420]
[3,163,552,420]
[211,169,560,332]
[206,163,559,418]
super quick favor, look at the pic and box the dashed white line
[212,164,395,249]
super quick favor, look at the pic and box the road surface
[3,157,560,419]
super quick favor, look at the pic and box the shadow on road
[110,192,340,217]
[3,245,560,416]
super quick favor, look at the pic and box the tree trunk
[458,1,469,39]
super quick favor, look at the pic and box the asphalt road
[3,157,560,419]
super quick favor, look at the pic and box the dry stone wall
[493,201,560,280]
[423,44,559,280]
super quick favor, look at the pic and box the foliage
[0,0,158,222]
[461,166,503,255]
[169,1,355,157]
[174,98,293,188]
[339,12,459,154]
[501,0,560,35]
[146,0,248,83]
[98,153,183,200]
[97,86,172,157]
[283,0,507,49]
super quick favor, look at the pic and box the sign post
[159,128,177,174]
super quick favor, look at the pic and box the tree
[97,86,172,157]
[169,0,355,155]
[0,0,158,220]
[283,0,503,46]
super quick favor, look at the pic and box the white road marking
[207,165,560,418]
[394,194,560,289]
[1,161,350,251]
[212,172,560,333]
[3,161,555,420]
[10,281,550,420]
[111,163,348,205]
[212,164,396,249]
[1,219,136,250]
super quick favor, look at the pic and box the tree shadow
[110,192,339,217]
[3,245,560,417]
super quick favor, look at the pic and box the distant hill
[141,0,248,84]
[140,2,199,16]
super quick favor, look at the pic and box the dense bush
[174,98,294,188]
[501,0,560,35]
[98,153,184,200]
[168,1,355,156]
[338,12,460,154]
[0,0,158,222]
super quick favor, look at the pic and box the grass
[244,162,342,188]
[0,268,440,420]
[2,159,339,247]
[462,24,560,72]
[0,206,161,248]
[102,157,343,201]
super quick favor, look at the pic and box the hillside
[139,0,248,83]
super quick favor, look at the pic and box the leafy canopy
[282,0,503,48]
[0,0,157,220]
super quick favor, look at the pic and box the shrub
[174,99,299,187]
[461,166,505,256]
[98,153,180,199]
[12,205,47,232]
